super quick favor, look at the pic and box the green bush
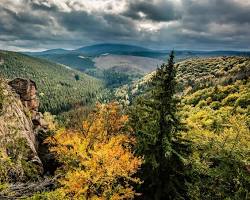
[210,101,221,110]
[0,137,41,183]
[25,190,66,200]
[235,93,250,108]
[222,93,240,106]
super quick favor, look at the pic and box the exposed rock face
[0,78,48,181]
[9,78,39,115]
[8,78,48,131]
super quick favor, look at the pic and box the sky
[0,0,250,51]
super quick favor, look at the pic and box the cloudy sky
[0,0,250,51]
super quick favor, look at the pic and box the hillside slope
[39,53,95,72]
[24,45,250,86]
[35,52,162,78]
[0,51,104,114]
[115,56,250,104]
[179,77,250,199]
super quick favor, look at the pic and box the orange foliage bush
[46,102,142,200]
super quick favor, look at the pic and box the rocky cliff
[0,78,47,182]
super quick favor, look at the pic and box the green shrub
[24,190,66,200]
[235,93,250,108]
[197,99,207,108]
[210,101,221,110]
[0,137,40,183]
[222,93,240,106]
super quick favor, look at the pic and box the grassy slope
[0,50,104,114]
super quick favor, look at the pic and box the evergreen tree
[130,51,188,199]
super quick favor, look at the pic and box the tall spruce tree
[130,51,187,200]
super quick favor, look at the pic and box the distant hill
[0,50,104,114]
[22,44,158,76]
[24,43,250,59]
[75,43,150,56]
[39,53,95,72]
[25,48,70,56]
[22,44,250,87]
[25,44,151,57]
[94,54,163,73]
[33,53,163,75]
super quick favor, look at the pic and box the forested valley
[0,51,249,200]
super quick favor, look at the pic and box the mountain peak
[76,43,151,55]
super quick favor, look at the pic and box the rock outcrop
[8,78,39,113]
[0,78,48,181]
[8,78,48,132]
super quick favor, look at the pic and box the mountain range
[24,43,250,77]
[25,43,250,58]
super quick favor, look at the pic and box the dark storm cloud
[1,7,49,26]
[123,0,181,22]
[56,10,139,42]
[29,1,58,12]
[176,0,250,49]
[183,0,250,24]
[0,0,250,51]
[0,1,73,50]
[0,6,51,41]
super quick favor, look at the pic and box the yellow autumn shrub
[46,102,142,200]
